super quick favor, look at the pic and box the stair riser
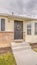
[12,44,30,47]
[12,47,31,51]
[11,42,31,51]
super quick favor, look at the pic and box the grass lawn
[33,48,37,52]
[0,53,16,65]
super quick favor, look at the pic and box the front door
[14,20,23,39]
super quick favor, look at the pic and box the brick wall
[0,32,14,48]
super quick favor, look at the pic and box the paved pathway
[11,42,37,65]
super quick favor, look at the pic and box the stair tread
[11,42,31,51]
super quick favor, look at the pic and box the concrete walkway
[11,42,37,65]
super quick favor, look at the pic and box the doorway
[14,20,23,39]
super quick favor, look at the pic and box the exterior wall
[25,21,37,43]
[0,16,14,47]
[0,15,37,46]
[0,16,14,32]
[0,32,14,48]
[5,19,14,32]
[0,32,14,42]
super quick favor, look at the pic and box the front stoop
[11,42,31,51]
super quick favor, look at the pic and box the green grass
[33,48,37,52]
[0,53,16,65]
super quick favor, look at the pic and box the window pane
[27,23,31,35]
[1,19,5,31]
[35,23,37,34]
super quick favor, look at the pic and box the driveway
[11,42,37,65]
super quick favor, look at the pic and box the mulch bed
[30,43,37,48]
[0,47,12,54]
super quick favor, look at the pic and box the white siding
[25,21,37,43]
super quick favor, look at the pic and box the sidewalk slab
[11,42,37,65]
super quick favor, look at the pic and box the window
[27,23,31,35]
[35,23,37,34]
[1,19,5,31]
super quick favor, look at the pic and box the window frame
[27,23,31,35]
[1,18,5,31]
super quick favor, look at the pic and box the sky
[0,0,37,17]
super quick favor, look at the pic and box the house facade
[0,14,37,47]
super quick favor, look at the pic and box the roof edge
[0,13,37,20]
